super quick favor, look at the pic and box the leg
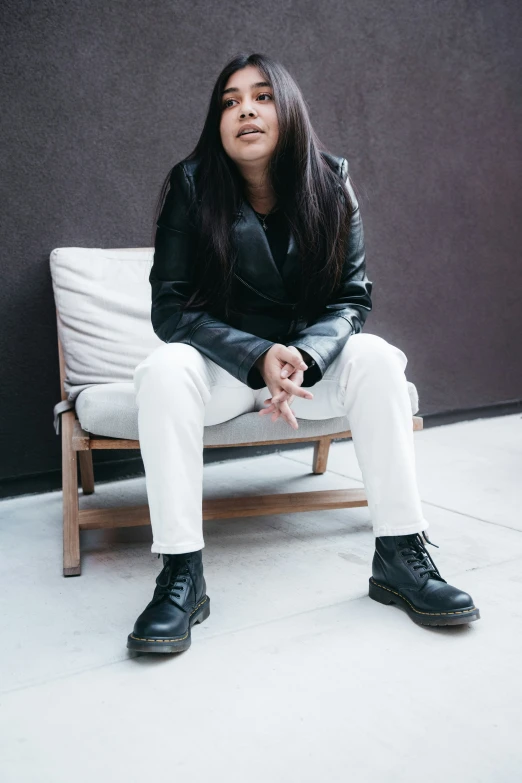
[336,333,428,537]
[133,342,256,554]
[312,437,332,474]
[79,451,95,494]
[289,333,479,625]
[287,333,428,537]
[129,343,256,653]
[62,410,81,576]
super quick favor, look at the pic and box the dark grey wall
[1,0,521,489]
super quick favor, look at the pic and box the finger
[259,404,277,416]
[270,399,283,421]
[270,374,304,405]
[262,389,292,408]
[279,346,308,373]
[281,361,304,378]
[262,396,298,429]
[265,393,295,411]
[260,397,286,419]
[287,347,309,367]
[272,380,313,404]
[278,399,298,430]
[269,397,292,424]
[260,394,289,413]
[263,391,290,404]
[268,392,291,406]
[260,396,287,416]
[281,358,308,378]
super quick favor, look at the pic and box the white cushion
[74,380,420,442]
[50,247,161,403]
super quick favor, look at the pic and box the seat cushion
[75,381,420,444]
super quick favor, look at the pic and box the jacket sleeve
[287,158,373,387]
[150,162,274,389]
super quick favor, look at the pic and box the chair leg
[79,451,95,494]
[62,411,81,576]
[312,437,331,474]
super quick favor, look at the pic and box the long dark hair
[152,52,359,321]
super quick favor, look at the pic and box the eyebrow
[222,81,272,96]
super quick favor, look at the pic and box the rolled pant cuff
[373,520,429,538]
[151,541,205,555]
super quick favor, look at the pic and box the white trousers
[133,333,430,554]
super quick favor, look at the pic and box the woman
[127,53,480,654]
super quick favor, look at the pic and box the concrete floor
[1,414,521,782]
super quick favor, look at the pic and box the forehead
[222,65,271,94]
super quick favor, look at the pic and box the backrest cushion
[50,247,162,403]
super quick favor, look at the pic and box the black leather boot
[369,531,480,626]
[127,549,210,653]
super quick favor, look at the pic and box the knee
[133,343,202,394]
[343,333,408,373]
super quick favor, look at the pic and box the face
[219,65,279,169]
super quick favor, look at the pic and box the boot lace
[398,531,444,581]
[150,557,191,608]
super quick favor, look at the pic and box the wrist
[255,350,269,370]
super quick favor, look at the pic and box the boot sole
[126,595,210,653]
[368,578,480,626]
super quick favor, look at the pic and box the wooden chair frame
[56,314,423,576]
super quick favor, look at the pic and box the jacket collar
[232,198,301,305]
[183,152,345,306]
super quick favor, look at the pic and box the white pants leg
[133,333,428,554]
[289,333,429,538]
[133,342,257,554]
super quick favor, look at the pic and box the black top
[251,205,315,371]
[251,206,290,277]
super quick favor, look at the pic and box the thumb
[280,361,301,378]
[277,345,308,372]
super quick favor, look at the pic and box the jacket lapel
[232,198,300,304]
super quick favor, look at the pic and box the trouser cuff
[373,520,429,538]
[151,541,205,555]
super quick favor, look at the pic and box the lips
[237,124,263,137]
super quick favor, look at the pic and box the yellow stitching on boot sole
[369,578,477,616]
[130,596,209,643]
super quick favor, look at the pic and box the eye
[222,93,273,109]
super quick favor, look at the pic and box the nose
[239,102,257,118]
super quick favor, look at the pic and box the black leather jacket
[150,152,373,389]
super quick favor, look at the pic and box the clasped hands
[256,344,314,431]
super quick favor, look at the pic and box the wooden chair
[51,247,423,576]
